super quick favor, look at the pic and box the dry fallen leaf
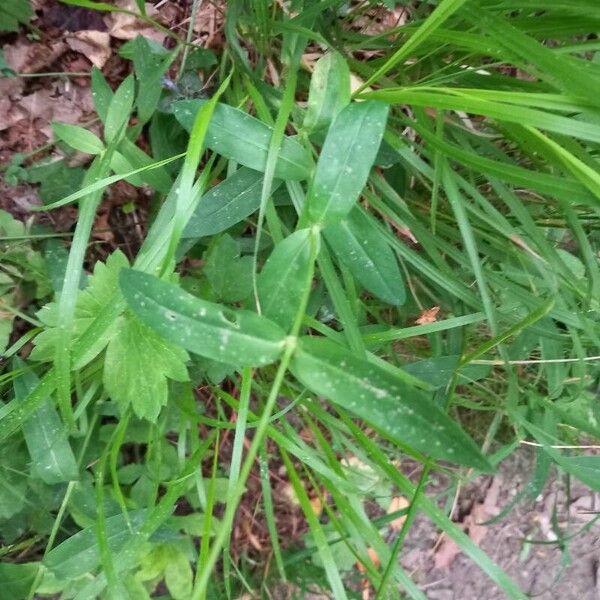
[357,547,381,600]
[387,496,409,531]
[415,306,440,325]
[433,536,461,569]
[66,31,111,68]
[104,0,166,44]
[2,40,66,74]
[309,494,323,517]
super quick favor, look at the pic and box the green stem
[191,228,319,598]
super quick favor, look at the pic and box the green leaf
[183,167,279,239]
[164,548,193,600]
[0,0,33,32]
[0,444,27,519]
[305,101,389,226]
[304,51,351,133]
[120,269,287,367]
[555,455,600,491]
[258,228,315,331]
[13,360,79,484]
[324,206,405,305]
[0,563,38,600]
[173,100,312,181]
[91,66,113,123]
[104,312,189,421]
[126,36,177,124]
[104,75,135,142]
[52,123,105,155]
[0,49,15,76]
[204,234,253,303]
[31,250,129,368]
[28,159,85,205]
[117,137,173,194]
[290,337,492,471]
[0,314,12,354]
[44,510,147,580]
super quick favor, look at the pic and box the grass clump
[1,0,600,598]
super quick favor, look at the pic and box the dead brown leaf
[104,0,166,44]
[66,31,111,68]
[415,306,440,325]
[387,496,409,531]
[433,536,461,569]
[3,40,67,74]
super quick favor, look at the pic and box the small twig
[520,441,600,450]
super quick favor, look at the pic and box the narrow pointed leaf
[173,100,312,181]
[52,123,105,155]
[120,269,286,367]
[304,51,351,133]
[183,168,280,239]
[44,510,148,579]
[13,360,78,484]
[105,75,135,142]
[290,337,492,471]
[258,228,314,330]
[305,101,389,226]
[324,206,405,305]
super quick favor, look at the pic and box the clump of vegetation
[1,0,599,598]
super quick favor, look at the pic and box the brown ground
[401,449,600,599]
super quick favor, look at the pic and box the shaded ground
[401,449,600,599]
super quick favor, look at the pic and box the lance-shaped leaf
[13,359,79,484]
[305,101,388,226]
[120,269,286,367]
[173,100,312,181]
[304,51,351,133]
[258,228,315,331]
[290,337,492,471]
[183,168,280,239]
[324,206,405,305]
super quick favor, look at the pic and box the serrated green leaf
[31,250,129,367]
[52,122,105,155]
[173,100,312,180]
[13,360,79,484]
[120,269,287,367]
[105,75,135,142]
[183,168,279,239]
[204,234,253,303]
[290,337,492,471]
[305,101,389,226]
[324,206,405,305]
[258,228,315,330]
[104,312,189,421]
[304,51,351,133]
